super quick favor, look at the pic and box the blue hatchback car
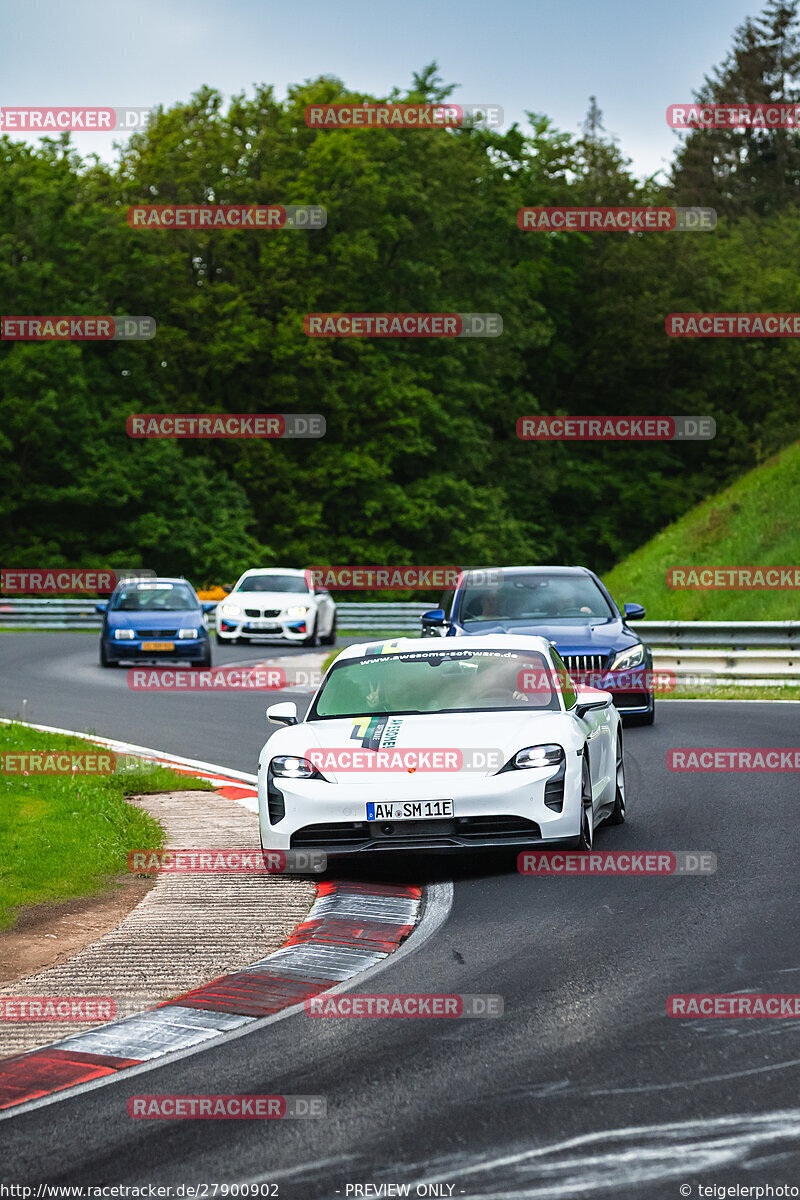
[421,566,654,725]
[97,577,214,668]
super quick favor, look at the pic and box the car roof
[237,567,307,577]
[113,577,194,589]
[460,566,593,579]
[334,633,556,660]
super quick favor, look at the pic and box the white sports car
[257,634,626,857]
[216,568,336,647]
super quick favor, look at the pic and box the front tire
[303,619,318,648]
[575,757,594,850]
[606,733,626,825]
[320,614,337,646]
[99,643,115,668]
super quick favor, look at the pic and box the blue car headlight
[113,629,136,641]
[610,643,645,671]
[178,628,199,639]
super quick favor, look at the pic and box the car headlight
[178,628,198,639]
[611,643,646,671]
[286,605,309,618]
[271,755,317,779]
[113,629,136,640]
[510,744,565,770]
[220,604,242,616]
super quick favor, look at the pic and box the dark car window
[111,584,198,611]
[236,575,309,594]
[310,649,560,718]
[460,573,613,624]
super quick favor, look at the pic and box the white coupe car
[257,634,626,857]
[215,568,336,647]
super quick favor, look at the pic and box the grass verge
[0,721,212,931]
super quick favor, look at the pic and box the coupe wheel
[320,614,337,646]
[607,733,626,825]
[303,619,318,648]
[576,757,594,850]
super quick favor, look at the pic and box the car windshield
[310,649,560,718]
[236,575,308,594]
[111,584,197,611]
[460,573,613,624]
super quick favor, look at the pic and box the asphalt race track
[2,633,800,1195]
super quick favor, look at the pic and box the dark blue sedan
[421,566,654,725]
[97,577,214,668]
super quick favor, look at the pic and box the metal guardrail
[0,601,798,682]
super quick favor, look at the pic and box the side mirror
[574,689,611,720]
[421,608,446,631]
[201,601,217,614]
[314,587,329,596]
[95,602,108,614]
[267,702,298,727]
[623,602,646,621]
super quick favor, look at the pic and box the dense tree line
[2,7,799,586]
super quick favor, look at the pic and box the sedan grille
[562,653,610,673]
[290,816,541,848]
[135,628,177,638]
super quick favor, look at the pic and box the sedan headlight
[286,605,309,618]
[511,744,565,770]
[178,628,198,639]
[113,629,135,640]
[271,755,317,779]
[611,643,646,671]
[220,604,242,616]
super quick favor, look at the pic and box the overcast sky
[1,0,758,179]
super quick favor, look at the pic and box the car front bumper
[216,617,310,641]
[258,761,584,854]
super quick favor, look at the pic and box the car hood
[268,710,571,783]
[106,610,200,628]
[459,617,634,655]
[225,591,312,609]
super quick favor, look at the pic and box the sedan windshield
[310,649,559,718]
[112,584,197,611]
[460,573,613,624]
[236,575,309,594]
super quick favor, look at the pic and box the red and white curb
[0,722,423,1111]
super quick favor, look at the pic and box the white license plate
[248,621,280,630]
[366,800,454,821]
